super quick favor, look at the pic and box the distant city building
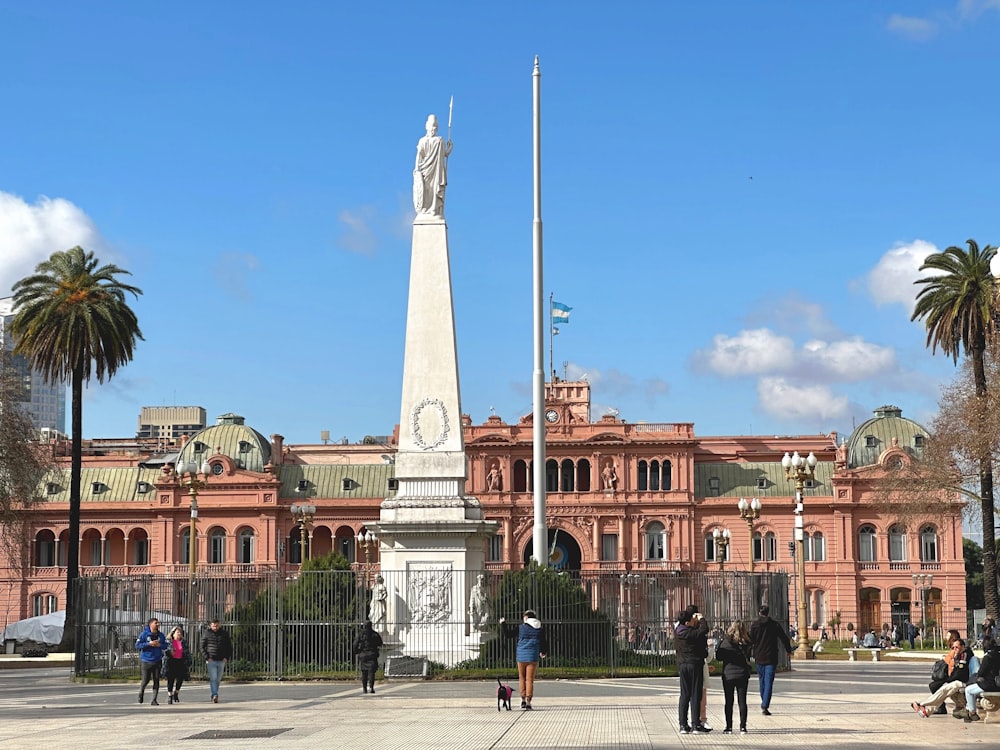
[137,405,207,442]
[0,296,67,435]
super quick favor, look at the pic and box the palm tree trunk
[972,349,999,620]
[58,366,83,655]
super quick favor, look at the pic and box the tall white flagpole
[531,56,548,567]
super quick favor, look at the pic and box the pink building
[2,384,965,639]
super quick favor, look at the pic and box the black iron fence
[74,568,789,679]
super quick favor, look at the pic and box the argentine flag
[551,301,572,325]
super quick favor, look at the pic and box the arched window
[811,589,826,629]
[859,525,877,562]
[132,531,149,566]
[35,530,56,567]
[810,531,826,562]
[662,460,672,491]
[649,460,661,491]
[705,531,731,562]
[764,531,777,562]
[545,459,558,492]
[513,459,528,493]
[637,461,649,491]
[180,528,191,565]
[920,525,938,562]
[577,459,591,491]
[753,532,763,562]
[32,593,57,617]
[560,459,575,492]
[210,528,226,564]
[889,524,907,562]
[645,521,666,560]
[238,528,255,564]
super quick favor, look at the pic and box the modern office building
[0,296,66,435]
[136,405,207,442]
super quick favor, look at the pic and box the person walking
[717,620,753,734]
[749,605,793,715]
[200,618,233,703]
[162,625,191,704]
[135,617,165,705]
[499,609,548,710]
[353,620,383,694]
[675,606,712,734]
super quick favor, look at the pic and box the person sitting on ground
[861,630,879,648]
[911,638,974,717]
[955,636,1000,722]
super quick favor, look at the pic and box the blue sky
[2,1,999,445]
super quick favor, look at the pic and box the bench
[846,648,881,662]
[979,693,1000,724]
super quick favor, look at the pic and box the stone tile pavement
[0,660,995,749]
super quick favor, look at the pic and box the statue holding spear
[413,97,454,218]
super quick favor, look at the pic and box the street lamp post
[176,460,212,582]
[782,450,818,660]
[913,573,934,648]
[290,503,316,563]
[356,529,378,585]
[176,459,211,623]
[712,528,731,573]
[737,497,762,572]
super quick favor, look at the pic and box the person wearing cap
[499,609,549,710]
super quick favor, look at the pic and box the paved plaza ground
[0,659,995,749]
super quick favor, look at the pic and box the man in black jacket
[675,606,712,734]
[353,620,383,694]
[200,618,233,703]
[748,606,793,715]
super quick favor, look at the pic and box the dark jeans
[165,662,186,694]
[757,663,776,709]
[139,661,160,698]
[359,657,377,691]
[678,662,704,729]
[722,674,749,730]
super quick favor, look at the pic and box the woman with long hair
[162,625,192,704]
[717,620,753,734]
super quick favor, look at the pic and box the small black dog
[496,677,513,711]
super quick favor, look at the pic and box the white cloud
[0,191,106,296]
[694,329,796,377]
[335,206,378,255]
[865,239,939,311]
[757,377,850,422]
[744,291,840,339]
[800,338,897,381]
[213,251,260,302]
[958,0,1000,20]
[886,14,939,40]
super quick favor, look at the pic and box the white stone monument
[371,110,498,667]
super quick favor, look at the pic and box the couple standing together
[675,605,793,734]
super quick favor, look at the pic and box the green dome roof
[845,405,928,469]
[176,413,272,472]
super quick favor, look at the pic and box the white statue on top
[413,114,453,217]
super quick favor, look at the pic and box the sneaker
[935,705,948,715]
[212,695,219,704]
[965,713,981,722]
[761,708,772,716]
[521,700,527,709]
[680,726,692,734]
[700,722,712,730]
[911,702,929,718]
[723,728,733,734]
[741,728,748,734]
[694,724,713,733]
[953,708,969,719]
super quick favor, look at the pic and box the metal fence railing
[73,568,790,679]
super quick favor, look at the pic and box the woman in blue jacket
[500,609,549,710]
[135,617,165,705]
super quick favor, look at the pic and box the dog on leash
[496,677,514,711]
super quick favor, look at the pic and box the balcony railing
[859,562,880,571]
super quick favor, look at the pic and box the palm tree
[912,238,999,619]
[10,247,142,651]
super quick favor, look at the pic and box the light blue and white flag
[551,301,572,325]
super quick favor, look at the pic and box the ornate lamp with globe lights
[782,450,818,659]
[737,497,762,572]
[176,458,213,582]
